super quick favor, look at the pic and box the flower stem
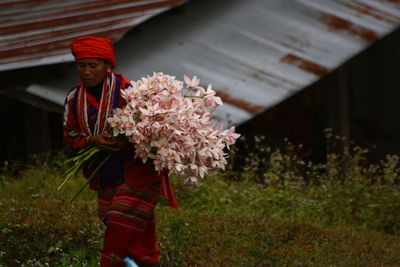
[58,146,100,191]
[69,152,114,203]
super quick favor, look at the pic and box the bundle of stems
[58,146,113,203]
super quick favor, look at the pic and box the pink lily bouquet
[59,72,240,201]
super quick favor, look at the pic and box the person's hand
[87,133,129,151]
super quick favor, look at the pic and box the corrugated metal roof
[0,0,187,71]
[25,0,400,127]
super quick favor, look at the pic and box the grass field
[0,145,400,266]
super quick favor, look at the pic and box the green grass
[0,151,400,266]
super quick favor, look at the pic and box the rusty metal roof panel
[0,0,187,71]
[25,0,400,126]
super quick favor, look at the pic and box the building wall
[0,95,63,163]
[239,27,400,161]
[347,27,400,159]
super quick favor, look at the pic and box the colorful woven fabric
[99,182,161,231]
[98,182,162,266]
[75,72,117,136]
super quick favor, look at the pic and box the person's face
[76,58,110,87]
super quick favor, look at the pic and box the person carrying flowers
[63,36,177,267]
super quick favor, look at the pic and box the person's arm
[63,88,89,149]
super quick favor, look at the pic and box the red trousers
[98,182,161,267]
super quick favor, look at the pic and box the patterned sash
[76,73,116,136]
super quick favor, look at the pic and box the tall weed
[225,130,400,234]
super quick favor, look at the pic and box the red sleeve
[63,87,88,149]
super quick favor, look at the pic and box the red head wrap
[71,36,116,69]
